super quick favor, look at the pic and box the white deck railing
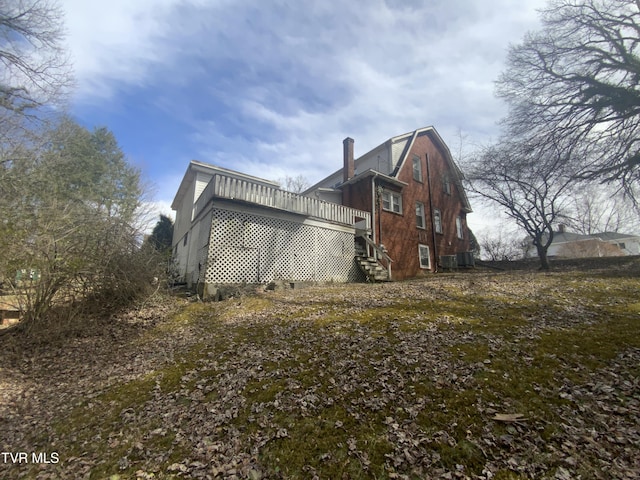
[193,173,371,230]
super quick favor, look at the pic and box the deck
[193,173,371,230]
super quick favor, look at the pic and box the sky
[59,0,548,234]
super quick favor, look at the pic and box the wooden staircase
[355,244,391,282]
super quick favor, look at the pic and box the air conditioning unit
[457,251,475,267]
[466,251,475,267]
[439,255,458,269]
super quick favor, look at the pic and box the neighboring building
[535,227,640,258]
[305,126,473,280]
[171,126,474,288]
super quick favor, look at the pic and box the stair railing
[359,235,393,280]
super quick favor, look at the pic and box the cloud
[175,0,546,164]
[61,0,184,100]
[60,0,548,207]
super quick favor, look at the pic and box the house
[535,226,640,258]
[305,126,473,280]
[171,162,371,289]
[171,126,473,289]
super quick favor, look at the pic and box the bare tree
[0,0,71,119]
[497,0,640,194]
[278,174,310,193]
[477,225,526,261]
[565,184,640,234]
[466,140,575,270]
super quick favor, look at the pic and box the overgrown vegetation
[0,116,167,332]
[1,265,638,479]
[0,2,165,332]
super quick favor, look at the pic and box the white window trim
[443,175,451,195]
[382,190,403,214]
[418,244,431,269]
[413,156,423,182]
[456,216,464,240]
[416,202,426,229]
[433,208,442,234]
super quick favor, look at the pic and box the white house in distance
[532,226,640,258]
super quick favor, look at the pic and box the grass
[11,268,640,479]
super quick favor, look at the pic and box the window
[382,190,402,214]
[619,242,626,250]
[433,209,442,234]
[456,216,464,239]
[416,202,426,229]
[412,155,422,182]
[443,175,451,195]
[183,232,188,246]
[418,244,431,269]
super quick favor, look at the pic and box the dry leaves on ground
[1,268,639,479]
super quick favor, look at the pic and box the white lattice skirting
[202,207,363,284]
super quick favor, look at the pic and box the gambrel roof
[304,126,472,212]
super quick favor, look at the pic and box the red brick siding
[342,179,372,213]
[373,132,470,280]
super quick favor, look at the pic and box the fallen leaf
[492,413,527,423]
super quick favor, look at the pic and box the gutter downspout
[426,153,438,273]
[371,173,379,260]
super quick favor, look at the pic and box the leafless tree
[278,174,310,193]
[497,0,640,195]
[466,140,575,270]
[0,0,72,120]
[565,184,640,234]
[477,225,525,261]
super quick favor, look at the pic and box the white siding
[306,143,392,195]
[172,179,197,246]
[357,147,391,175]
[171,170,215,283]
[391,138,410,170]
[186,221,201,286]
[315,189,342,204]
[194,172,213,202]
[312,170,343,190]
[172,178,197,281]
[173,235,189,279]
[624,239,640,255]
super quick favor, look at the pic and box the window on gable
[382,190,402,214]
[433,209,442,234]
[443,175,451,195]
[456,216,464,239]
[412,155,422,182]
[416,202,426,229]
[418,244,431,269]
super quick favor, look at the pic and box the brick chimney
[343,137,354,183]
